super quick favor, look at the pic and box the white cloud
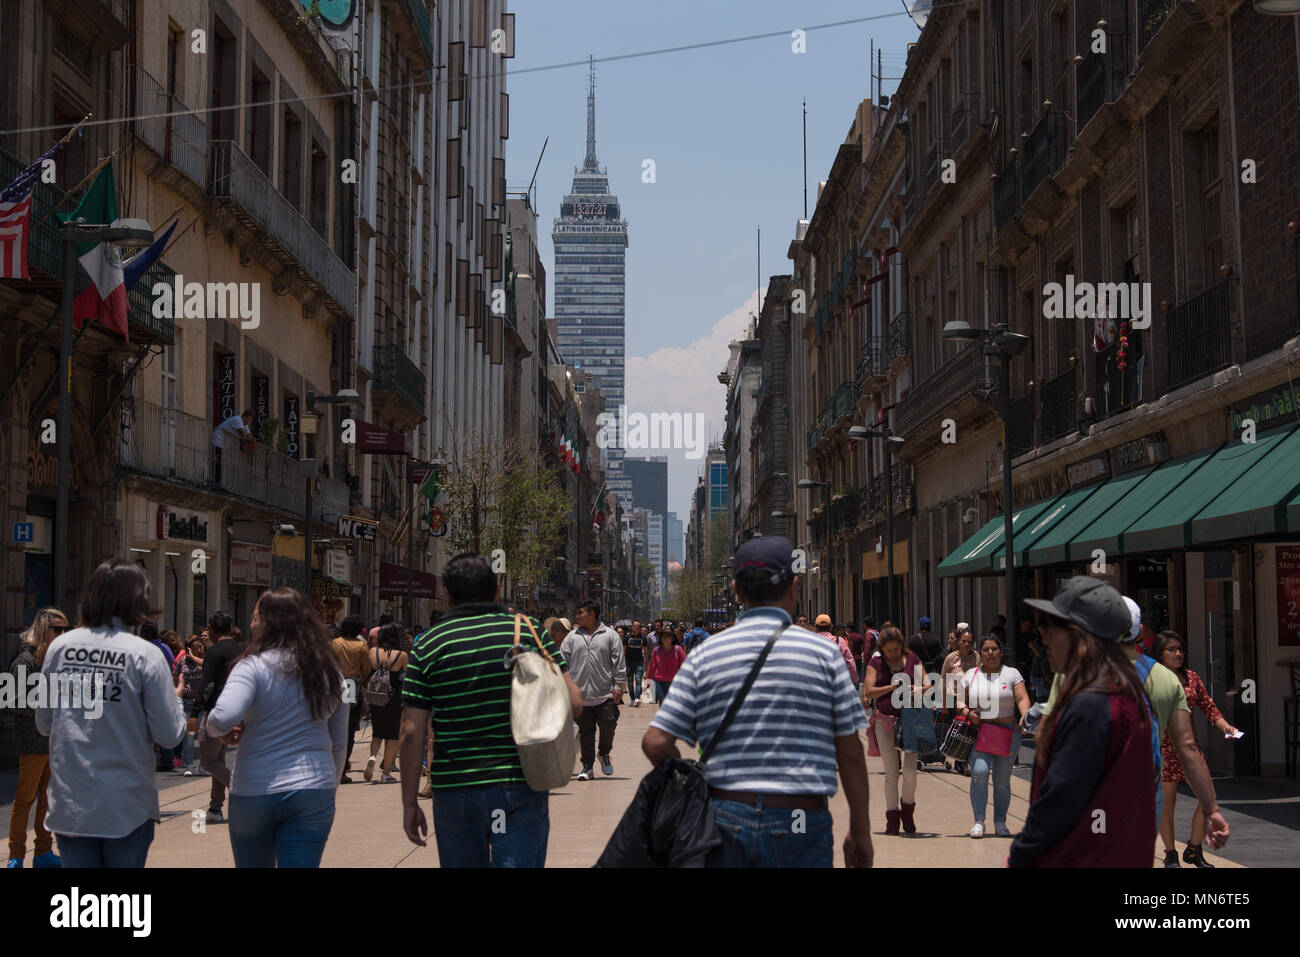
[624,288,763,534]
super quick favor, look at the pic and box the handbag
[647,622,790,864]
[895,707,937,753]
[867,711,895,757]
[974,722,1013,756]
[940,715,976,761]
[508,613,579,791]
[364,650,393,708]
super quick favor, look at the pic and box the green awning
[1192,425,1300,543]
[1069,452,1218,560]
[997,482,1108,571]
[1289,489,1300,533]
[937,494,1065,578]
[1124,425,1296,554]
[1026,467,1157,567]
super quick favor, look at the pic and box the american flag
[0,142,62,280]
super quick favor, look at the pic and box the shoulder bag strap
[513,613,558,671]
[700,622,790,767]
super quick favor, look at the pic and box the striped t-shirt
[403,602,566,790]
[650,606,867,795]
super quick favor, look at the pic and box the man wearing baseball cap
[1015,578,1227,864]
[642,536,872,868]
[908,616,943,677]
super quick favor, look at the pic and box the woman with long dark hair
[1151,630,1238,868]
[174,636,208,775]
[7,607,70,868]
[646,628,685,702]
[363,624,409,784]
[1010,578,1154,867]
[36,560,186,868]
[205,588,348,868]
[959,635,1031,838]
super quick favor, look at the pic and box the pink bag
[867,712,896,757]
[974,722,1013,756]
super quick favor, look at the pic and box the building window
[282,109,303,210]
[1201,123,1223,287]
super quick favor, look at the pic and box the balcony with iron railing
[951,99,970,154]
[886,312,912,367]
[894,344,987,438]
[121,398,349,523]
[826,382,855,431]
[1095,334,1145,418]
[1139,0,1179,49]
[133,67,208,188]
[1075,27,1129,135]
[994,160,1021,233]
[0,147,175,345]
[372,343,427,424]
[1167,280,1232,391]
[1009,393,1034,457]
[1021,111,1067,202]
[857,338,888,396]
[208,139,356,319]
[1040,368,1077,444]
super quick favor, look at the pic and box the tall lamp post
[55,217,156,609]
[941,320,1029,667]
[848,424,906,625]
[300,389,360,600]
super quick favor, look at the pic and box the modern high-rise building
[667,512,684,564]
[552,59,630,503]
[625,455,668,580]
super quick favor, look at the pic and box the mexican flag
[63,166,128,340]
[592,483,608,527]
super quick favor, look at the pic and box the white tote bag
[509,613,578,790]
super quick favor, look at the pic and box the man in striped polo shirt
[398,552,583,867]
[642,536,873,868]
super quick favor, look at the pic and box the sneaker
[969,822,985,839]
[994,822,1012,837]
[6,858,21,868]
[577,765,593,781]
[379,773,398,784]
[32,852,61,869]
[600,756,614,776]
[364,756,377,782]
[205,809,224,824]
[631,700,640,708]
[183,768,194,777]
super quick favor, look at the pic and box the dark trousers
[344,698,362,772]
[206,743,228,813]
[577,700,619,767]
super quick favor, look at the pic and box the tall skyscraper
[667,512,684,565]
[553,59,630,503]
[625,455,668,580]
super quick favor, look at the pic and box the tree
[440,432,571,612]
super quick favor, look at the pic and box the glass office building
[553,64,631,501]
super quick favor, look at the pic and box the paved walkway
[4,702,1284,866]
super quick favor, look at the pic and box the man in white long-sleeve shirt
[561,600,626,781]
[212,409,254,485]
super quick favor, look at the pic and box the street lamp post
[54,218,155,609]
[301,389,359,603]
[942,321,1029,667]
[848,424,906,625]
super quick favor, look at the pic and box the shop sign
[1277,546,1300,646]
[1112,432,1166,475]
[1230,385,1300,436]
[311,576,351,599]
[156,505,209,542]
[1067,455,1109,488]
[325,549,349,582]
[338,516,378,541]
[356,421,411,455]
[379,561,437,599]
[229,541,272,587]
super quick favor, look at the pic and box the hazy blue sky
[505,1,923,544]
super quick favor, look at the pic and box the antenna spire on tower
[585,55,598,169]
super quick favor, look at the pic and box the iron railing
[894,344,986,437]
[951,99,969,153]
[1167,280,1232,390]
[1139,0,1179,50]
[134,67,208,187]
[372,343,427,414]
[826,382,854,426]
[121,398,349,522]
[1040,368,1078,443]
[208,139,356,318]
[887,312,912,365]
[858,337,888,391]
[1009,393,1035,456]
[1021,112,1066,200]
[1095,335,1144,417]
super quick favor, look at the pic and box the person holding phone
[960,634,1030,838]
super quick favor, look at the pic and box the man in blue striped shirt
[642,536,873,867]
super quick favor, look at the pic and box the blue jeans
[228,788,336,868]
[628,660,644,701]
[705,799,833,868]
[432,783,549,867]
[56,819,155,868]
[970,727,1021,825]
[654,679,672,702]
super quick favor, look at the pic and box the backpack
[364,651,394,708]
[1132,654,1163,775]
[627,634,645,651]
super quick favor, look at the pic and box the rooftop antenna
[585,55,598,170]
[527,136,548,208]
[802,99,808,219]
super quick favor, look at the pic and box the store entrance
[1201,551,1236,775]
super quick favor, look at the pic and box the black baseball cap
[733,536,797,586]
[1023,576,1132,642]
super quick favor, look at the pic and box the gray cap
[1023,576,1132,642]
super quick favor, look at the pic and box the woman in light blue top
[206,588,348,868]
